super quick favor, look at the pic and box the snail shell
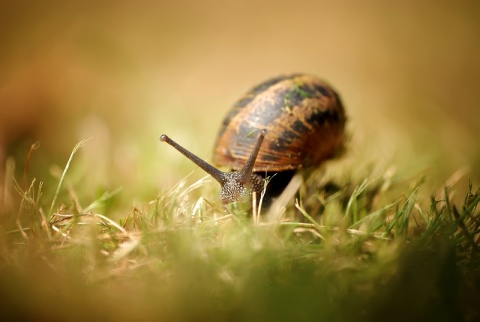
[212,73,346,173]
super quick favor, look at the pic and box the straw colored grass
[0,140,479,322]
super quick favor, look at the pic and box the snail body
[161,73,346,207]
[160,130,266,205]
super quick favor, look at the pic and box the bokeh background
[1,0,479,204]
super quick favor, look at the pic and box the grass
[1,141,479,322]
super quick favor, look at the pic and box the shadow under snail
[160,73,347,208]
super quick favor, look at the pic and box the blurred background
[1,0,479,205]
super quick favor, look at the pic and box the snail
[160,73,346,207]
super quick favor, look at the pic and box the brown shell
[212,74,347,172]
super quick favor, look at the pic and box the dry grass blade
[2,157,16,209]
[266,173,303,223]
[24,141,40,183]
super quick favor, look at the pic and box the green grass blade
[48,138,92,219]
